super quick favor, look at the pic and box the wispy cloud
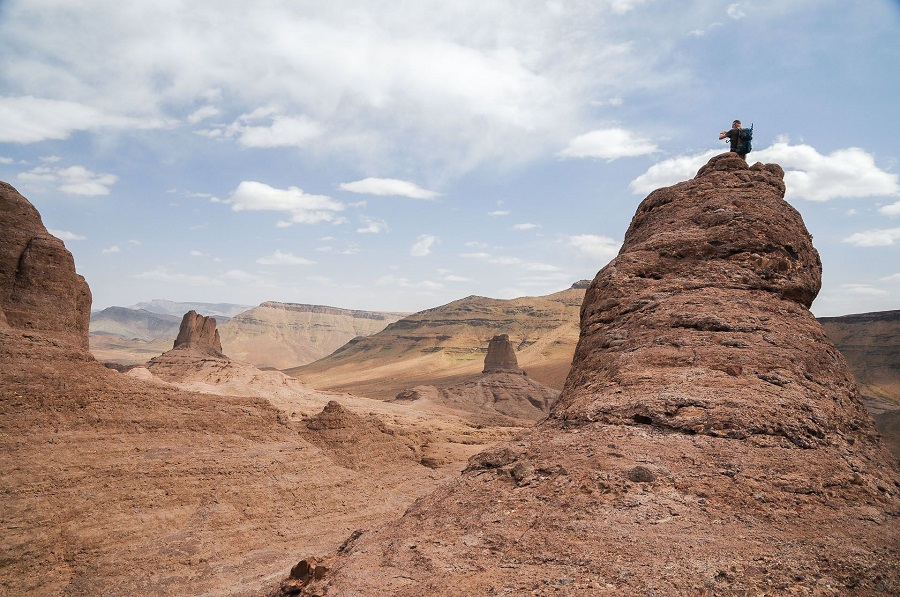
[101,245,120,254]
[879,201,900,217]
[255,250,315,265]
[226,181,345,226]
[340,178,440,200]
[843,227,900,247]
[410,234,438,256]
[357,216,389,234]
[559,127,658,160]
[18,164,118,195]
[565,234,621,261]
[48,229,86,241]
[513,223,540,230]
[630,141,900,201]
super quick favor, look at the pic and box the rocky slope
[217,301,408,370]
[0,182,489,595]
[288,284,587,399]
[291,154,900,595]
[819,310,900,410]
[394,334,559,426]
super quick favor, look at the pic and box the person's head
[732,119,741,128]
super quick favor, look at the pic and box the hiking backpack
[738,124,753,154]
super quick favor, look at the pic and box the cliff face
[294,154,900,596]
[0,181,92,349]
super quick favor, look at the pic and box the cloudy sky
[1,0,898,317]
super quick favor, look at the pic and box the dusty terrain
[291,154,900,596]
[288,284,587,399]
[0,181,520,595]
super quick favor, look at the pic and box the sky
[1,0,898,317]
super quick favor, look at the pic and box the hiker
[719,119,752,159]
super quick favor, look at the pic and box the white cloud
[357,216,389,234]
[630,142,900,201]
[559,127,658,160]
[880,201,900,216]
[488,210,510,216]
[256,250,315,265]
[101,245,120,254]
[0,96,166,143]
[0,157,13,164]
[757,142,900,201]
[880,273,900,282]
[411,234,438,256]
[225,113,324,148]
[226,181,345,225]
[513,223,540,230]
[565,234,622,261]
[48,229,86,241]
[443,274,471,282]
[187,105,221,124]
[375,275,444,291]
[340,178,440,200]
[18,165,118,195]
[726,4,746,20]
[839,284,889,296]
[842,227,900,247]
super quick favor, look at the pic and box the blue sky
[1,0,898,316]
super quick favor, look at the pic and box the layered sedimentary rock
[294,154,900,595]
[0,181,91,349]
[482,334,524,374]
[395,333,557,425]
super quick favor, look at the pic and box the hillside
[218,301,408,370]
[287,283,588,399]
[819,310,900,410]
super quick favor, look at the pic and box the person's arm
[719,130,728,140]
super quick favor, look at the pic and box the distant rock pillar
[483,334,525,375]
[173,310,224,356]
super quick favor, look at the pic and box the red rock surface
[293,154,900,595]
[0,181,91,349]
[172,309,224,355]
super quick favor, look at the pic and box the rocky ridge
[292,154,900,595]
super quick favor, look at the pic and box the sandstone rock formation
[0,181,91,349]
[172,309,223,355]
[394,333,558,426]
[482,334,524,374]
[293,154,900,595]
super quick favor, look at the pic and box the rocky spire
[0,181,92,349]
[172,310,224,356]
[482,334,524,375]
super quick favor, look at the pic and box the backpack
[738,124,753,154]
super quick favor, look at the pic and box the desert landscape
[2,154,899,595]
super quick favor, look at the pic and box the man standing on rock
[719,119,749,159]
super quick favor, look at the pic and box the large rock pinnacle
[0,181,92,349]
[482,334,524,374]
[295,154,899,596]
[173,310,224,356]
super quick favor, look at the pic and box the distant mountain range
[88,295,900,423]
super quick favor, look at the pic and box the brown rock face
[482,333,524,374]
[172,310,223,356]
[0,181,91,349]
[297,154,900,595]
